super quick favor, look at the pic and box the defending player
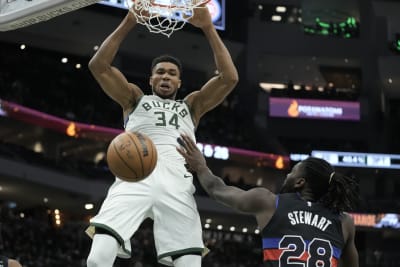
[177,134,359,267]
[86,5,238,267]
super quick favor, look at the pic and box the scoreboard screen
[311,150,400,169]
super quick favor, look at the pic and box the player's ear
[294,177,306,189]
[149,76,153,87]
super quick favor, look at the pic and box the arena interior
[1,0,400,266]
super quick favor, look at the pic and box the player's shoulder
[248,187,276,206]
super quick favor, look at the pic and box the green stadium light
[321,29,329,35]
[318,21,330,28]
[307,17,358,38]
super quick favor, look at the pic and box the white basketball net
[126,0,208,37]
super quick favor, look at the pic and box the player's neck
[297,190,317,202]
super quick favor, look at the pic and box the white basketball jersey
[125,95,196,161]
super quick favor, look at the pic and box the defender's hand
[176,134,208,173]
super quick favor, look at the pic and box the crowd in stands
[0,205,264,267]
[1,204,400,267]
[0,41,255,151]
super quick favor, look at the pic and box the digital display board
[311,150,400,169]
[99,0,225,30]
[269,97,360,121]
[349,213,400,229]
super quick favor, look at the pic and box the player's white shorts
[86,157,205,266]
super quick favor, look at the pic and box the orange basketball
[106,131,157,182]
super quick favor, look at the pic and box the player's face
[279,162,303,193]
[150,62,181,99]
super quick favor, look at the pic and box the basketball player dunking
[177,134,360,267]
[86,5,238,267]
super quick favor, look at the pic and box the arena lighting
[61,57,68,63]
[85,203,94,210]
[290,153,309,161]
[242,228,248,233]
[229,226,235,231]
[204,223,210,229]
[271,15,282,22]
[20,213,25,218]
[275,6,287,13]
[43,197,49,203]
[205,218,212,224]
[254,229,260,234]
[304,16,359,38]
[275,156,285,169]
[33,141,43,153]
[20,44,26,50]
[260,82,320,92]
[388,78,393,84]
[259,82,286,92]
[66,122,77,137]
[217,225,223,230]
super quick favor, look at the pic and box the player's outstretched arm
[177,135,275,222]
[88,11,143,112]
[339,213,359,267]
[184,5,239,125]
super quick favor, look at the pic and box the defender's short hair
[151,55,183,75]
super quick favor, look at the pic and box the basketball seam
[149,141,156,175]
[112,141,138,180]
[127,132,145,178]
